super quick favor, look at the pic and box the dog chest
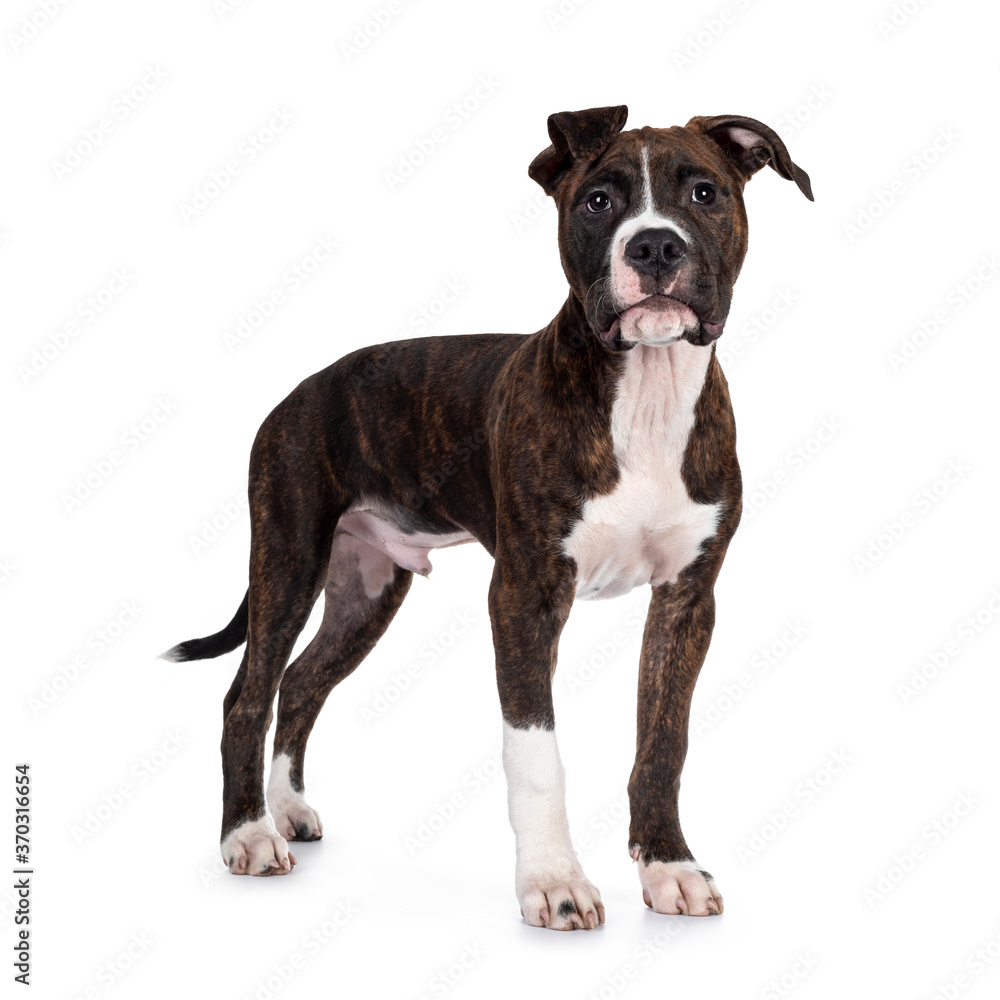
[563,342,720,600]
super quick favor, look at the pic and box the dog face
[529,106,813,349]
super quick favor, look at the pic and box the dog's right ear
[528,105,628,195]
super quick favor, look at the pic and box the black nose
[624,227,686,278]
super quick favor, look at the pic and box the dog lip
[599,317,622,343]
[598,294,700,342]
[628,293,695,313]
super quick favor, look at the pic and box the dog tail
[161,590,249,662]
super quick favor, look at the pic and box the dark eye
[586,191,611,213]
[692,183,716,205]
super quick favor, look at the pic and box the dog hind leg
[267,533,412,842]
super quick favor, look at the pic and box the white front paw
[516,858,605,930]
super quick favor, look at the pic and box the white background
[4,0,999,997]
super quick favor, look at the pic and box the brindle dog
[167,105,811,930]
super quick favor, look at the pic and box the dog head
[529,106,813,349]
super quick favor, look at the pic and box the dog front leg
[488,562,604,931]
[628,579,724,916]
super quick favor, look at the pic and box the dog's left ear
[687,114,814,201]
[529,105,629,195]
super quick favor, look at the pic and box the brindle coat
[168,105,811,908]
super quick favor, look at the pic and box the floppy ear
[686,114,814,201]
[528,105,629,195]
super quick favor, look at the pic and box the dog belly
[336,507,474,578]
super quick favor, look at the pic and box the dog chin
[616,299,699,346]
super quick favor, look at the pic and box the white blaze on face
[607,145,699,345]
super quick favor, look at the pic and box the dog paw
[268,796,323,842]
[266,754,323,841]
[221,817,298,876]
[517,867,605,930]
[631,851,723,916]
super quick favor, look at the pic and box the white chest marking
[563,341,720,600]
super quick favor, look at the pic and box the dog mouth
[598,294,725,349]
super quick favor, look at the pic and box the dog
[166,105,812,930]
